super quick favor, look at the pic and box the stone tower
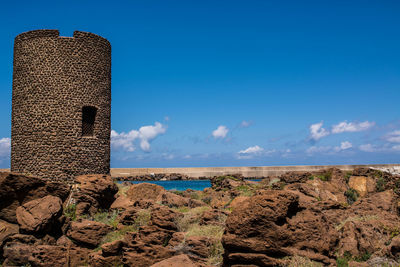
[11,30,111,182]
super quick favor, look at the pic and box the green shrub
[336,251,352,267]
[354,252,371,262]
[344,188,359,205]
[91,210,119,229]
[316,171,332,182]
[236,185,255,197]
[344,171,352,182]
[64,204,77,221]
[100,224,137,245]
[376,176,387,192]
[308,176,314,180]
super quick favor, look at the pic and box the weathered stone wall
[11,30,111,182]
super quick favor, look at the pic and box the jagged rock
[28,245,91,267]
[89,251,122,267]
[162,191,190,207]
[126,183,165,202]
[150,254,200,267]
[16,195,63,233]
[348,176,376,197]
[73,174,118,216]
[199,209,228,226]
[123,225,175,267]
[101,240,125,256]
[279,171,312,184]
[222,186,400,266]
[150,205,182,231]
[122,205,183,267]
[2,242,33,266]
[0,219,19,247]
[0,172,69,223]
[66,219,113,247]
[210,175,245,191]
[169,232,212,259]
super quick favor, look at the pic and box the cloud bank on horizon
[0,118,399,168]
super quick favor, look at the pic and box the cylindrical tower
[11,30,111,182]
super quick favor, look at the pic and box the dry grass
[174,206,211,232]
[282,256,323,267]
[336,215,379,231]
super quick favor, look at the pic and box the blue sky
[0,0,399,168]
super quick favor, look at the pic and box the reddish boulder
[162,191,190,207]
[16,195,62,233]
[72,174,118,216]
[199,209,228,226]
[0,219,19,246]
[222,190,337,266]
[169,232,213,259]
[122,205,183,267]
[75,174,118,208]
[122,225,175,267]
[28,245,91,267]
[66,219,113,247]
[150,254,200,267]
[0,172,69,223]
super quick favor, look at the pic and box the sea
[118,179,261,191]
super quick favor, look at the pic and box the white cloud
[333,141,352,152]
[359,144,376,152]
[212,125,229,139]
[393,145,400,151]
[340,141,353,150]
[332,121,375,134]
[111,122,167,152]
[238,145,264,154]
[237,145,270,159]
[240,120,252,128]
[309,120,375,141]
[309,122,329,141]
[385,130,400,143]
[0,138,11,157]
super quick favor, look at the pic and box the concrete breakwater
[111,163,400,179]
[2,164,399,179]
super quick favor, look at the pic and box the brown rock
[0,219,19,246]
[66,219,113,247]
[101,240,124,256]
[222,190,337,266]
[28,245,91,267]
[150,205,182,231]
[89,251,122,267]
[126,182,166,203]
[123,225,175,267]
[16,195,63,233]
[162,191,190,208]
[110,194,133,210]
[75,174,118,209]
[0,172,69,223]
[199,209,228,225]
[348,176,376,197]
[279,171,312,184]
[150,254,200,267]
[2,242,33,266]
[228,196,250,210]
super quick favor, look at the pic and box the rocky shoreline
[114,173,262,182]
[0,168,399,266]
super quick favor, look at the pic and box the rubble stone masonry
[11,30,111,182]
